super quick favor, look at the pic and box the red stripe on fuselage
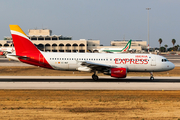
[11,34,53,69]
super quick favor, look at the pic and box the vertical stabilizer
[122,39,132,52]
[9,25,39,55]
[9,25,53,69]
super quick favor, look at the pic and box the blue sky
[0,0,179,48]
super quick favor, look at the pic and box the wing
[80,61,118,72]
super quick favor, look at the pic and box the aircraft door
[151,56,156,66]
[39,54,44,64]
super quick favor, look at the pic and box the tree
[160,47,166,52]
[172,39,176,51]
[172,39,176,47]
[174,45,180,51]
[164,44,168,52]
[167,47,173,51]
[158,38,162,52]
[177,45,180,51]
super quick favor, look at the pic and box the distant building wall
[87,40,100,46]
[34,40,87,53]
[111,40,147,50]
[28,29,52,36]
[87,46,142,53]
[0,39,146,53]
[1,29,147,53]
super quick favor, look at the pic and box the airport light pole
[146,8,151,53]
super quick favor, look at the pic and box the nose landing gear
[150,72,154,80]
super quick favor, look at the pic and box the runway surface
[0,76,180,90]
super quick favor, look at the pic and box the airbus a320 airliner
[8,25,175,80]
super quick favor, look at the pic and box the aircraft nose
[169,62,175,70]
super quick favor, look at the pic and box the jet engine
[77,66,91,72]
[104,68,127,78]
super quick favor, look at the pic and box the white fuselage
[39,52,174,72]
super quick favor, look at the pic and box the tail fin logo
[123,46,129,52]
[122,39,131,52]
[10,25,28,39]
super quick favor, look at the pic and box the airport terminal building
[1,29,147,53]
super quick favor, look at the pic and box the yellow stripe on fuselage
[9,25,27,37]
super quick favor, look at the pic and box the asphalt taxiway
[0,76,180,90]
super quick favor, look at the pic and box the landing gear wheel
[150,76,154,80]
[150,72,154,80]
[92,74,99,81]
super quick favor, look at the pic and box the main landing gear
[150,72,154,80]
[92,71,99,81]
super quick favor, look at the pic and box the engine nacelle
[110,68,127,78]
[77,66,91,72]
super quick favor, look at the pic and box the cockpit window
[162,59,169,62]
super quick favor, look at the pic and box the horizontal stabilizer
[6,54,29,61]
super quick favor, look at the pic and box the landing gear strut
[92,71,99,81]
[150,72,154,80]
